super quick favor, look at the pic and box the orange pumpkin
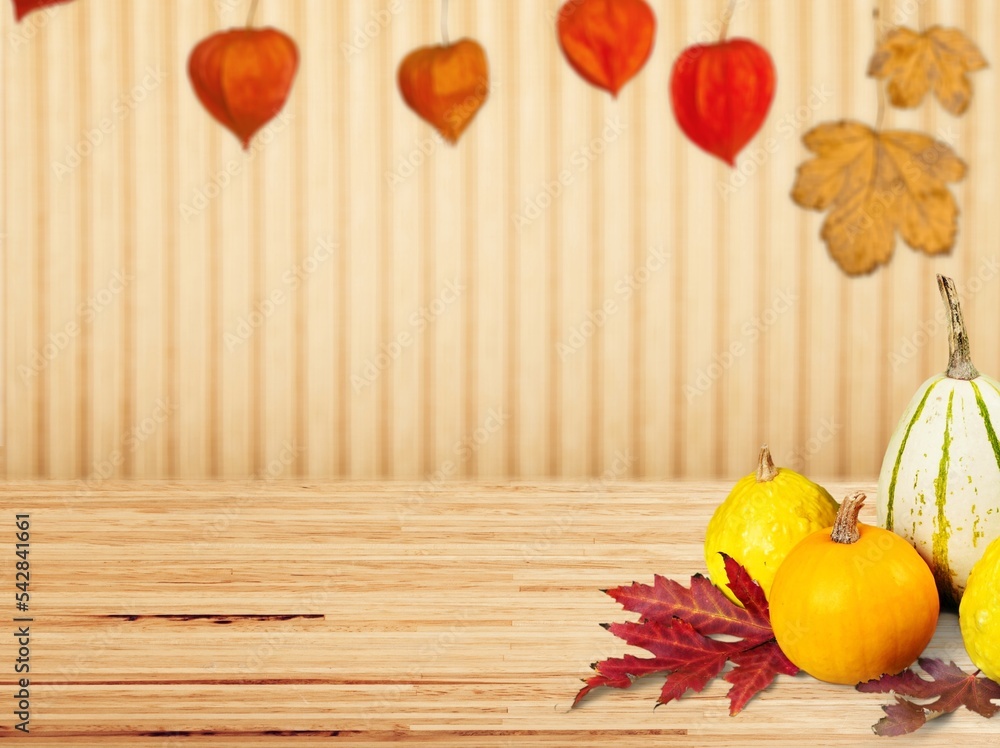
[769,491,939,685]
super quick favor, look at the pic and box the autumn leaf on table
[791,120,966,276]
[869,26,987,116]
[858,658,1000,736]
[12,0,73,21]
[574,554,798,716]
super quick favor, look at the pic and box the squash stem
[831,491,865,544]
[755,444,778,482]
[938,275,980,380]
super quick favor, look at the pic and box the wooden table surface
[0,480,997,747]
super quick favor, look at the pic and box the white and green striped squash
[877,276,1000,605]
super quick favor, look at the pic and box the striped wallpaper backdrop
[2,0,999,481]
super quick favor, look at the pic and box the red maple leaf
[574,554,798,715]
[857,658,1000,735]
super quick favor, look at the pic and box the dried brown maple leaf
[857,658,1000,736]
[791,120,966,276]
[869,26,987,116]
[574,554,798,716]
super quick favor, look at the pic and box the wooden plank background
[2,0,1000,481]
[2,480,998,745]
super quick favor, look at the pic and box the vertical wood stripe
[504,0,518,477]
[755,0,770,454]
[918,0,937,391]
[163,0,178,476]
[378,0,392,477]
[251,131,262,475]
[34,22,48,476]
[630,40,644,478]
[462,2,477,477]
[877,0,893,462]
[670,0,687,476]
[207,116,222,476]
[336,0,350,476]
[419,3,435,477]
[589,56,601,476]
[794,0,811,475]
[120,0,134,477]
[0,6,5,475]
[2,0,998,480]
[836,0,852,477]
[548,0,561,477]
[76,5,91,477]
[292,0,307,476]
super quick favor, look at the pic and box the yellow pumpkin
[769,491,939,685]
[959,535,1000,681]
[704,445,838,603]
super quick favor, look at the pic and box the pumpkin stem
[755,444,778,482]
[938,275,980,380]
[831,491,865,544]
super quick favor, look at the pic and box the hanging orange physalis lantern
[188,2,299,150]
[398,0,489,144]
[11,0,73,21]
[556,0,656,97]
[669,4,775,166]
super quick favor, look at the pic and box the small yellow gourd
[959,535,1000,681]
[704,445,838,603]
[770,492,940,685]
